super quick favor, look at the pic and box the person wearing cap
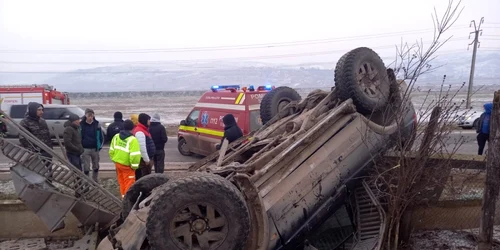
[63,114,84,171]
[80,108,105,182]
[109,120,141,198]
[106,111,124,143]
[149,113,168,173]
[132,113,156,179]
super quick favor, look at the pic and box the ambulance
[178,85,275,156]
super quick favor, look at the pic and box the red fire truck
[178,85,276,157]
[0,84,70,111]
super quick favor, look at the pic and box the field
[71,88,495,126]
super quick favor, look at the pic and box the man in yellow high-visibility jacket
[109,120,142,197]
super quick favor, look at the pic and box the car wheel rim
[169,203,228,249]
[356,62,382,99]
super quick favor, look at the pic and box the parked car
[5,104,113,139]
[457,110,481,129]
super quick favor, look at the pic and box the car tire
[122,173,170,219]
[146,172,250,250]
[177,137,192,156]
[334,51,350,96]
[260,86,302,125]
[335,47,391,115]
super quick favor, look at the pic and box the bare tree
[359,1,475,249]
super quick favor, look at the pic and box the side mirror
[180,120,187,126]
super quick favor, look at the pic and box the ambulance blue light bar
[211,85,241,92]
[257,85,275,91]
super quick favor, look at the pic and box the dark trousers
[153,150,165,174]
[477,133,490,155]
[66,152,82,171]
[66,152,85,197]
[135,159,152,180]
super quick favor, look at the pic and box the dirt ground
[410,227,500,250]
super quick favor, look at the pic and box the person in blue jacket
[80,108,104,182]
[476,102,493,155]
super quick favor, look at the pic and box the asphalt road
[0,130,485,171]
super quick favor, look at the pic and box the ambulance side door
[184,109,201,154]
[198,110,223,156]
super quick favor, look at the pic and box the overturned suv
[100,47,417,250]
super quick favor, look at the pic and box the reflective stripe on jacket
[109,134,141,169]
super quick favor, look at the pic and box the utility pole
[466,17,484,109]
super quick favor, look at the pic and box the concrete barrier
[0,200,82,240]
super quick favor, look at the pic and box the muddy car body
[98,47,419,250]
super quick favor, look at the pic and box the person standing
[80,108,104,182]
[149,113,168,173]
[476,102,493,155]
[63,114,84,171]
[130,114,139,126]
[109,120,141,198]
[106,111,124,143]
[0,114,7,136]
[216,114,243,150]
[19,102,53,172]
[132,113,156,180]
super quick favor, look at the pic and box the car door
[43,107,66,138]
[6,105,28,137]
[184,109,201,154]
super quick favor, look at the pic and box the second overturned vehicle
[100,47,417,250]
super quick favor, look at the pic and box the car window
[43,108,67,120]
[9,105,28,119]
[65,107,85,117]
[186,110,200,126]
[249,110,263,132]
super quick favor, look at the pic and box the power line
[0,38,476,65]
[0,26,471,54]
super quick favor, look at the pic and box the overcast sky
[0,0,499,71]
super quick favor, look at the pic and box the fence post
[479,90,500,249]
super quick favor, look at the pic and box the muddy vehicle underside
[0,47,415,250]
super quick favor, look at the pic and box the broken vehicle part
[0,112,122,233]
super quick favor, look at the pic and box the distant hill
[1,51,498,93]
